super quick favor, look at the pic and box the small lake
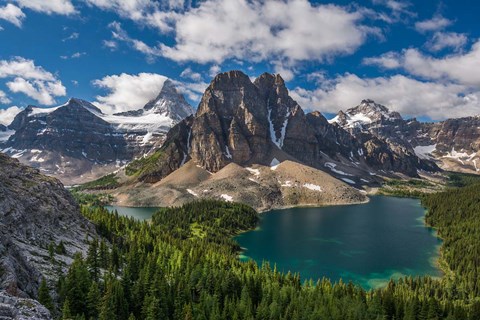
[235,196,442,289]
[105,205,159,221]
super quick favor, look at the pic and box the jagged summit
[143,79,194,121]
[330,99,402,129]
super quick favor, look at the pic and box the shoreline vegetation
[61,172,480,319]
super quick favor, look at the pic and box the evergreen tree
[38,278,54,312]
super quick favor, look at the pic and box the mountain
[125,71,436,184]
[0,81,194,184]
[331,100,480,174]
[0,152,97,318]
[97,71,446,210]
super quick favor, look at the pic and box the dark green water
[105,206,159,221]
[235,196,443,289]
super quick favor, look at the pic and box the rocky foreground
[0,153,97,319]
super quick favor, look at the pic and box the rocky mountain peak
[330,100,402,130]
[143,79,194,121]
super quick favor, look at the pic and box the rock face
[331,99,480,174]
[0,292,51,320]
[141,79,195,122]
[128,71,437,186]
[0,152,96,313]
[0,81,194,184]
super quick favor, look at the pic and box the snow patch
[270,158,280,170]
[341,178,356,184]
[225,145,232,159]
[186,189,198,197]
[324,162,353,176]
[303,183,322,191]
[246,167,260,176]
[414,144,436,160]
[268,106,290,149]
[281,180,293,187]
[220,194,233,202]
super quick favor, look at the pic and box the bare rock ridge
[331,99,480,174]
[130,71,437,186]
[0,152,97,319]
[0,80,194,184]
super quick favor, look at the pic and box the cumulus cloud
[426,32,467,52]
[0,90,11,104]
[161,0,376,64]
[171,79,208,103]
[364,41,480,86]
[371,0,416,23]
[108,21,162,62]
[12,0,76,15]
[93,72,168,114]
[0,106,22,125]
[103,0,377,69]
[85,0,180,32]
[363,51,402,69]
[0,57,66,105]
[0,4,25,27]
[290,73,480,120]
[415,15,452,33]
[180,67,202,82]
[7,77,66,105]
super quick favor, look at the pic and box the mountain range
[0,80,194,184]
[1,70,480,209]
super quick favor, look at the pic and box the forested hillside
[47,188,480,319]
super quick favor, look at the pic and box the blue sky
[1,0,480,124]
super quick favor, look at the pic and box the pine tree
[38,278,54,312]
[86,281,101,319]
[86,238,100,282]
[62,299,72,320]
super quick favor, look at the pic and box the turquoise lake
[235,196,443,289]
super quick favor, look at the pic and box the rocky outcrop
[0,153,96,306]
[0,291,51,320]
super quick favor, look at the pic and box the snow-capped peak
[329,99,402,129]
[142,79,194,122]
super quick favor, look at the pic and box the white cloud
[161,0,376,64]
[171,79,208,103]
[0,57,66,105]
[104,0,376,68]
[364,41,480,86]
[7,77,66,105]
[0,90,11,104]
[370,0,416,23]
[208,65,221,78]
[363,51,402,69]
[290,73,480,120]
[0,106,22,125]
[85,0,179,32]
[93,72,168,114]
[0,4,25,27]
[415,15,452,33]
[12,0,76,15]
[180,67,202,82]
[426,32,467,52]
[103,40,118,50]
[62,32,79,41]
[61,52,86,59]
[108,21,162,62]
